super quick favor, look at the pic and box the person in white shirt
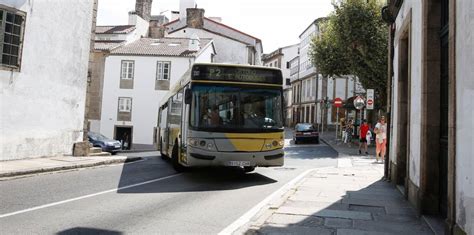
[374,116,387,163]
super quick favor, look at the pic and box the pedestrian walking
[374,116,387,163]
[345,119,354,146]
[358,119,369,155]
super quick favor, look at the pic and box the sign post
[333,97,343,140]
[354,96,365,140]
[366,89,374,110]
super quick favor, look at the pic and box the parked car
[293,123,319,144]
[87,132,122,154]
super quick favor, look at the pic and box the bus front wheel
[172,141,186,172]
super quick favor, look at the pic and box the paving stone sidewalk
[0,155,142,179]
[237,159,434,235]
[320,131,377,158]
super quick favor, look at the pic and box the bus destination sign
[192,65,283,85]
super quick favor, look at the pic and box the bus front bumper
[185,147,284,167]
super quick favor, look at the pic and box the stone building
[0,0,96,160]
[262,44,299,126]
[164,0,263,65]
[383,0,473,234]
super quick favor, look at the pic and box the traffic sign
[366,89,374,110]
[354,96,365,110]
[334,97,343,108]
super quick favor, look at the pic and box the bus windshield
[190,84,283,132]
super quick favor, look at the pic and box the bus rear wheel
[243,166,255,173]
[172,141,186,172]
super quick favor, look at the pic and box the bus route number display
[192,65,282,85]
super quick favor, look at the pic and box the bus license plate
[228,161,251,167]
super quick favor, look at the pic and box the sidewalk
[0,155,142,179]
[234,133,434,235]
[320,131,377,158]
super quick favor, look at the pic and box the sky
[97,0,335,53]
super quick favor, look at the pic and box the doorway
[396,31,410,192]
[115,126,133,150]
[438,0,449,218]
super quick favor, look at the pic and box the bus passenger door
[159,105,169,156]
[168,92,183,157]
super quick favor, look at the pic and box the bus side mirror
[184,88,192,104]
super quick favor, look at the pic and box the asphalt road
[0,134,337,234]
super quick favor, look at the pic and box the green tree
[310,0,388,105]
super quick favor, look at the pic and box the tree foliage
[310,0,388,105]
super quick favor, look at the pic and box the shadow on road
[56,227,122,235]
[116,157,278,194]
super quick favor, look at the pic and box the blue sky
[97,0,334,53]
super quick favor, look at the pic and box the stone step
[90,147,103,154]
[89,152,111,157]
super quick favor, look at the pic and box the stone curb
[0,157,143,179]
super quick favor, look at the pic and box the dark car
[88,132,122,154]
[293,123,319,144]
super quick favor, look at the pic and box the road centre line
[218,168,315,235]
[0,173,182,219]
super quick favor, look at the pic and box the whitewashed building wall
[168,28,257,65]
[0,0,94,160]
[455,0,474,232]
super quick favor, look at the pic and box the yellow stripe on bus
[224,132,283,152]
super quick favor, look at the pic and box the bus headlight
[188,138,199,147]
[279,140,284,147]
[187,138,216,151]
[207,143,214,150]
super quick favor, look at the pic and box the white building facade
[0,0,95,160]
[164,0,263,65]
[99,37,215,150]
[262,44,298,126]
[290,18,361,128]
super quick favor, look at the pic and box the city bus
[157,63,284,172]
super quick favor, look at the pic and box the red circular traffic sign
[334,97,343,108]
[367,99,373,105]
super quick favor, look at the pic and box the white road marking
[0,173,182,219]
[218,168,315,235]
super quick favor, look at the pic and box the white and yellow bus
[158,63,284,172]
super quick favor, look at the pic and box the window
[121,61,134,80]
[118,97,132,112]
[156,61,171,80]
[0,7,25,69]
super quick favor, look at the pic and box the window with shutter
[0,6,26,70]
[156,61,171,80]
[120,61,134,80]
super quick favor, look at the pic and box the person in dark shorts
[359,119,370,155]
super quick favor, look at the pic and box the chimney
[180,0,197,20]
[135,0,152,21]
[188,34,200,51]
[171,11,180,21]
[186,8,205,29]
[128,11,138,25]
